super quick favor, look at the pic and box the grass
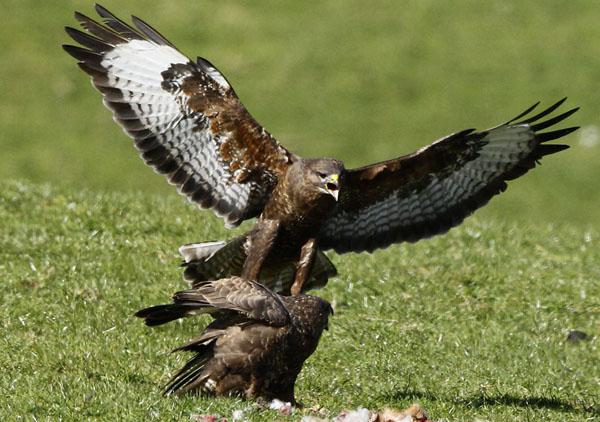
[2,1,599,420]
[1,180,598,421]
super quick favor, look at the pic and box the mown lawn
[1,181,597,421]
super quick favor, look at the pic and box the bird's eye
[317,171,327,179]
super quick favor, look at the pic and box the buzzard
[135,276,333,402]
[64,6,578,295]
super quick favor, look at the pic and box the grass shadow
[385,388,598,415]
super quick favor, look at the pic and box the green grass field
[1,181,598,420]
[1,0,599,420]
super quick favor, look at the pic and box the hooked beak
[324,174,339,201]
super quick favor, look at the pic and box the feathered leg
[241,219,280,281]
[291,238,317,296]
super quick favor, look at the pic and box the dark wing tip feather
[94,3,145,41]
[537,126,579,143]
[94,3,112,15]
[71,5,173,50]
[505,101,540,124]
[61,43,78,58]
[509,99,579,143]
[73,11,90,22]
[537,143,570,156]
[65,26,112,52]
[530,107,579,132]
[62,44,100,62]
[131,15,177,48]
[72,10,126,45]
[516,97,567,125]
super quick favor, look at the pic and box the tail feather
[181,236,337,294]
[179,240,227,263]
[134,302,213,326]
[182,237,246,284]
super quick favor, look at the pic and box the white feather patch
[179,241,227,262]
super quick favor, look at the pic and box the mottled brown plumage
[135,277,332,402]
[64,6,578,295]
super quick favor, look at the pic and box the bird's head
[304,158,344,201]
[288,295,334,337]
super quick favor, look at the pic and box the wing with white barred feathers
[63,5,294,226]
[318,99,579,253]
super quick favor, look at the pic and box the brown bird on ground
[135,276,333,402]
[64,6,578,295]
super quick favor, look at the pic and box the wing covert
[318,99,578,253]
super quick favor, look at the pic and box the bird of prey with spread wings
[64,5,578,295]
[135,276,332,402]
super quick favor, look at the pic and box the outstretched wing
[318,99,578,253]
[63,5,294,226]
